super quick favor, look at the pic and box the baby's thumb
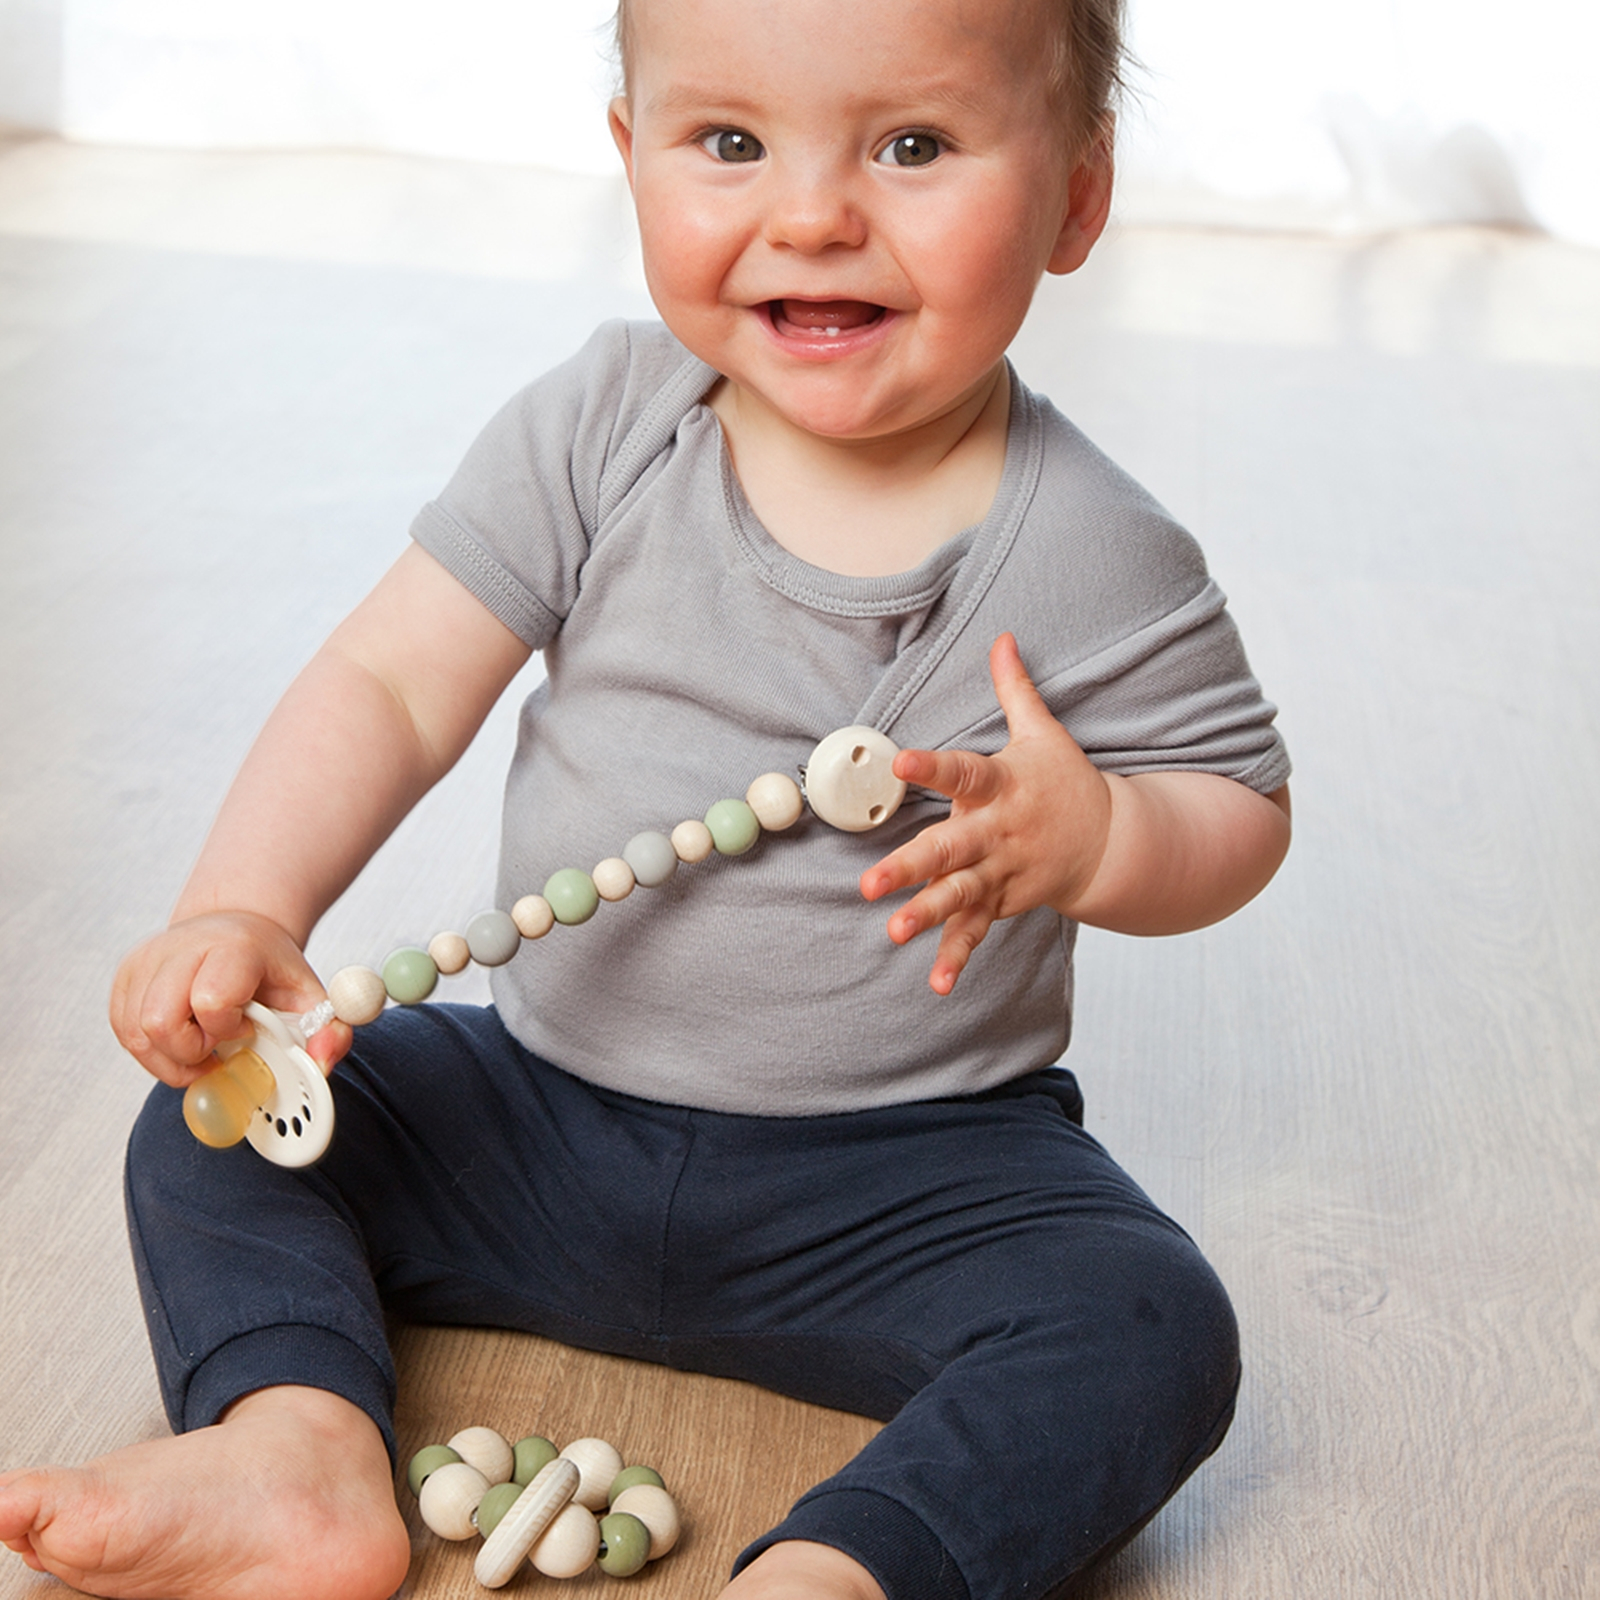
[988,633,1053,732]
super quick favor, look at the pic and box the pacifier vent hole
[869,805,885,823]
[275,1118,288,1137]
[850,745,868,765]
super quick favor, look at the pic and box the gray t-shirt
[412,321,1289,1115]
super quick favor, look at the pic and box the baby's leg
[1,1005,581,1599]
[0,1386,407,1600]
[720,1540,887,1600]
[657,1074,1240,1600]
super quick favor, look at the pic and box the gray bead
[623,830,679,888]
[466,909,522,966]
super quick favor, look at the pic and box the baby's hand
[109,910,349,1085]
[860,634,1112,995]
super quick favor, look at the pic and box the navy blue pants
[126,1005,1238,1600]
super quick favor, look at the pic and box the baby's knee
[124,1079,252,1223]
[1090,1225,1240,1453]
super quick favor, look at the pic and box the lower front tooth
[825,326,840,338]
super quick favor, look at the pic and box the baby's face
[611,0,1104,445]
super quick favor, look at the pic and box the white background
[1,0,1596,246]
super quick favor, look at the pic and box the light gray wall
[0,0,63,131]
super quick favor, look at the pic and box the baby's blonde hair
[610,0,1127,151]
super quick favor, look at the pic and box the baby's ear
[1047,126,1114,276]
[609,97,637,184]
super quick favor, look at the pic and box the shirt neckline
[706,370,1037,623]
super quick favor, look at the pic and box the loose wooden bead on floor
[609,1483,681,1559]
[597,1510,652,1576]
[419,1460,492,1541]
[448,1425,514,1486]
[407,1442,462,1497]
[560,1437,624,1511]
[513,1434,559,1485]
[474,1480,524,1540]
[531,1502,601,1577]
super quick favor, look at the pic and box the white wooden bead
[671,819,715,863]
[746,772,804,831]
[803,725,906,832]
[447,1425,514,1486]
[474,1457,580,1589]
[610,1484,681,1559]
[419,1461,491,1540]
[560,1437,625,1512]
[592,857,636,902]
[511,894,555,939]
[428,932,471,976]
[327,965,387,1027]
[530,1503,601,1577]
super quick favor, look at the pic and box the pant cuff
[182,1324,397,1464]
[734,1488,970,1600]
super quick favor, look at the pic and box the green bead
[382,946,438,1005]
[544,868,600,925]
[406,1443,462,1497]
[597,1511,652,1576]
[705,798,759,856]
[512,1434,559,1486]
[608,1465,665,1504]
[474,1480,524,1539]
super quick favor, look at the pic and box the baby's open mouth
[769,300,887,338]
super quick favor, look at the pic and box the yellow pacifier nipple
[182,1047,276,1148]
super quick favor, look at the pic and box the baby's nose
[761,166,867,253]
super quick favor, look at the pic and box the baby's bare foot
[720,1540,888,1600]
[0,1386,409,1600]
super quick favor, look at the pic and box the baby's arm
[860,633,1291,994]
[110,544,532,1081]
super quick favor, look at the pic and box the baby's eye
[701,128,765,163]
[875,132,942,168]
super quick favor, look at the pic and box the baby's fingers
[891,745,1002,807]
[987,632,1060,739]
[860,810,987,904]
[927,906,996,996]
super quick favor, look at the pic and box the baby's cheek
[636,199,733,296]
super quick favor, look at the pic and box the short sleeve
[408,321,714,650]
[884,388,1289,794]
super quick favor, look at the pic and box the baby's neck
[709,367,1011,579]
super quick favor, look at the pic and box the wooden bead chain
[408,1425,681,1588]
[181,725,906,1165]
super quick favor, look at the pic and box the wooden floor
[2,136,1597,1598]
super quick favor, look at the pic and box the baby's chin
[724,378,981,449]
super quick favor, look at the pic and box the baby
[0,0,1291,1597]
